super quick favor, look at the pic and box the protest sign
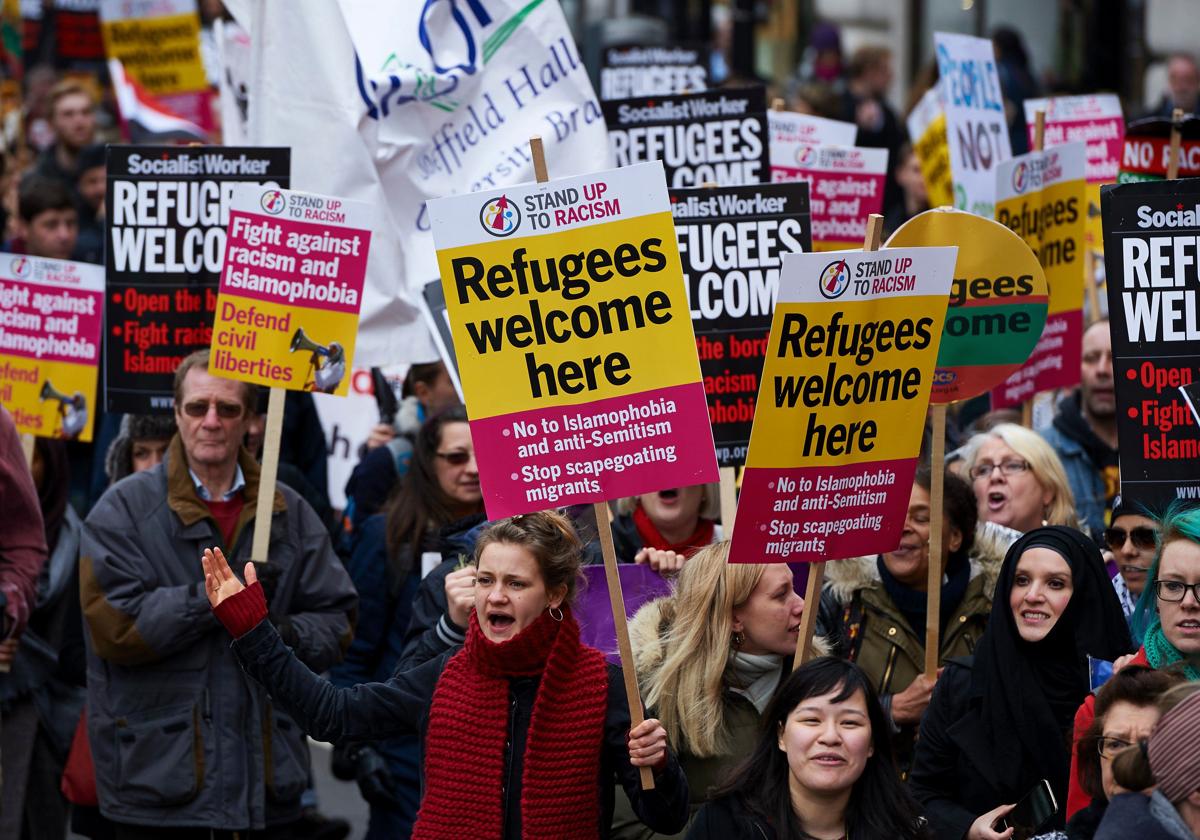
[104,145,290,412]
[934,32,1012,217]
[908,86,954,209]
[210,185,373,395]
[1027,95,1123,185]
[887,209,1049,404]
[1120,115,1200,183]
[0,256,104,442]
[599,44,709,100]
[578,564,672,663]
[420,280,463,399]
[428,159,719,518]
[768,109,857,155]
[239,0,612,368]
[991,142,1087,408]
[771,144,888,250]
[98,0,211,131]
[729,241,957,564]
[1101,179,1200,507]
[605,87,768,188]
[671,182,811,466]
[22,0,104,70]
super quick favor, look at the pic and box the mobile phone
[995,779,1058,834]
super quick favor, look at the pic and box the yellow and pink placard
[428,160,719,518]
[211,185,373,395]
[0,256,104,441]
[729,246,956,562]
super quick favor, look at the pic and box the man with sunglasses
[79,349,357,840]
[1104,495,1159,625]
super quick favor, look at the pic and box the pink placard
[0,278,103,365]
[470,380,718,519]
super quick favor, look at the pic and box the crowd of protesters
[1,7,1200,840]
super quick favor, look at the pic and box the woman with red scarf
[202,511,690,840]
[612,485,718,575]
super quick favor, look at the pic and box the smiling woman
[685,658,930,840]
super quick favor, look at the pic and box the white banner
[934,32,1012,218]
[242,0,610,367]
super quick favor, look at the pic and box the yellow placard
[101,12,207,95]
[434,212,701,418]
[915,113,954,208]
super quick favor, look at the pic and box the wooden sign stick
[771,97,785,112]
[718,467,737,538]
[526,134,654,790]
[1021,109,1047,429]
[924,403,948,679]
[20,432,34,468]
[1084,246,1101,325]
[793,214,884,672]
[1168,107,1184,181]
[250,386,286,563]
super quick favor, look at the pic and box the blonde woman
[611,541,822,839]
[961,423,1080,534]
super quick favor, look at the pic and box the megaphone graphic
[290,328,327,356]
[40,380,73,404]
[39,379,87,439]
[289,328,346,393]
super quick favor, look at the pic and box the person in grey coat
[79,350,358,839]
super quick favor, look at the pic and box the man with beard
[1039,320,1118,539]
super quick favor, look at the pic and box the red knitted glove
[213,581,268,639]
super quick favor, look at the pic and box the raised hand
[201,547,256,610]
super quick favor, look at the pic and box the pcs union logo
[818,259,851,300]
[260,190,286,215]
[10,256,30,278]
[480,194,520,237]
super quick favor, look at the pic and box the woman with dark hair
[686,657,929,840]
[326,404,483,838]
[1060,666,1184,839]
[909,527,1133,840]
[817,466,1011,775]
[202,511,690,839]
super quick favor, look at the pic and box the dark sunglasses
[1104,526,1158,552]
[435,450,473,466]
[181,400,244,419]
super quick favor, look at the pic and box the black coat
[233,619,690,840]
[908,656,1071,840]
[685,795,776,840]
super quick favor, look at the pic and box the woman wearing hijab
[909,526,1133,840]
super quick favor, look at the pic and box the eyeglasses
[969,459,1030,481]
[435,450,474,466]
[1105,526,1158,552]
[1153,580,1200,603]
[1097,737,1133,759]
[181,400,244,419]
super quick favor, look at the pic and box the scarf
[633,505,714,557]
[725,652,783,714]
[877,549,971,638]
[1144,616,1200,681]
[971,527,1133,805]
[413,607,609,840]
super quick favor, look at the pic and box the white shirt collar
[189,463,246,502]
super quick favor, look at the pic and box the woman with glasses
[1049,667,1184,840]
[326,404,484,839]
[961,424,1079,535]
[1102,496,1158,625]
[909,527,1132,840]
[1066,501,1200,820]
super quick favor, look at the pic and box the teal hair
[1130,501,1200,642]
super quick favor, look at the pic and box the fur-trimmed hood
[823,520,1020,607]
[627,592,830,685]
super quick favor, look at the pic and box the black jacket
[908,657,1044,840]
[233,620,690,840]
[685,795,776,840]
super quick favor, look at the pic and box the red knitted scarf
[634,504,714,557]
[413,607,609,840]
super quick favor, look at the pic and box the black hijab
[970,526,1132,802]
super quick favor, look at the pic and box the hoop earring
[548,606,564,622]
[732,631,744,649]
